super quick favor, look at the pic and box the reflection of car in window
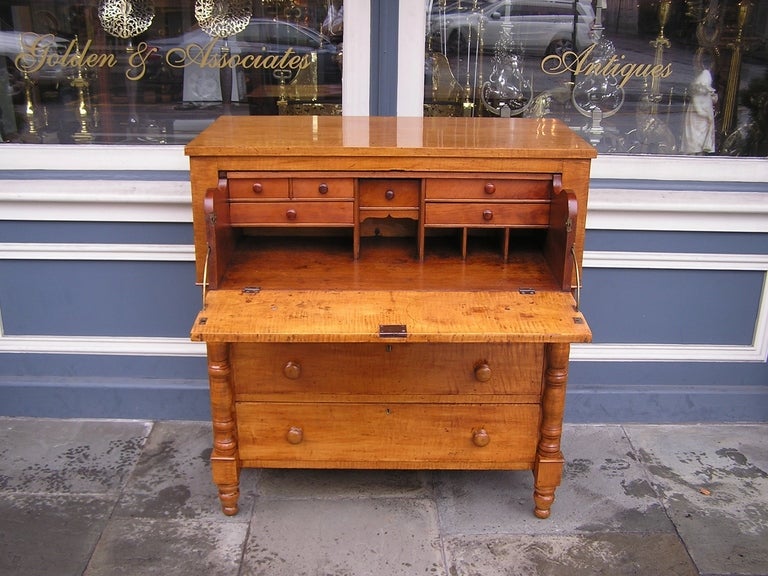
[430,0,595,57]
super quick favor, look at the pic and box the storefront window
[425,0,768,156]
[0,0,343,144]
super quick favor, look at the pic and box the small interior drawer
[229,177,290,199]
[292,178,355,199]
[424,177,552,201]
[424,202,550,227]
[359,179,420,208]
[230,201,355,226]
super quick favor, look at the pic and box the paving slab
[241,497,444,576]
[443,533,699,576]
[256,468,431,499]
[435,424,671,535]
[115,420,258,520]
[0,493,115,576]
[0,417,151,494]
[83,517,248,576]
[626,424,768,576]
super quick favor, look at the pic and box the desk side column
[533,342,570,519]
[207,342,241,515]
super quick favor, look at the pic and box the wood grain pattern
[236,402,540,468]
[230,342,544,397]
[191,289,590,343]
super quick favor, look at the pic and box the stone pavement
[0,417,766,576]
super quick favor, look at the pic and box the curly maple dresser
[185,116,595,518]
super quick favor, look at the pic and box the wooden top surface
[191,289,591,343]
[185,116,596,160]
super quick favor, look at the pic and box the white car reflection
[430,0,595,57]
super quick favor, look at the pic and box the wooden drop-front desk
[185,116,596,518]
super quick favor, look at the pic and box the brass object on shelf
[98,0,155,138]
[97,0,154,39]
[194,0,251,39]
[721,1,752,136]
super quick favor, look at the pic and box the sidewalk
[0,418,766,576]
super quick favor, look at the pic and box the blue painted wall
[1,172,766,423]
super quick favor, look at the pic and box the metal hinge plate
[379,324,407,338]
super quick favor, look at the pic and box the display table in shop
[185,115,595,518]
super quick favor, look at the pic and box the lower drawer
[236,402,540,468]
[232,342,544,397]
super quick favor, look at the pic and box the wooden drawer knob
[318,183,329,194]
[482,209,493,221]
[252,182,263,194]
[474,362,492,382]
[286,426,303,444]
[484,182,496,195]
[385,189,395,200]
[286,209,297,221]
[472,428,490,447]
[283,361,301,379]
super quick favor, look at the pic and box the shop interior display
[1,0,765,155]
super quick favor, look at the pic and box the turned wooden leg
[533,343,570,519]
[207,342,241,516]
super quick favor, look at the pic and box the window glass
[425,0,768,156]
[0,0,343,144]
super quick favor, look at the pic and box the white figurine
[682,68,718,154]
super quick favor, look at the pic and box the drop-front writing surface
[185,116,595,519]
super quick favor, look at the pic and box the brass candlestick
[98,0,155,138]
[721,0,751,136]
[20,71,43,142]
[648,0,672,115]
[71,39,95,143]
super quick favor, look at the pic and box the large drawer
[424,203,550,227]
[230,201,355,226]
[232,342,544,398]
[424,176,553,200]
[236,402,540,467]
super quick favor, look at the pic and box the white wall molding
[342,1,371,115]
[0,179,192,222]
[398,0,426,116]
[0,144,190,172]
[587,189,768,233]
[591,154,768,183]
[573,251,768,363]
[0,335,206,357]
[0,243,195,261]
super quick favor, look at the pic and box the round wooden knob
[286,426,303,444]
[484,182,496,195]
[283,361,301,379]
[252,182,263,194]
[286,209,297,220]
[474,362,492,382]
[472,428,490,447]
[385,189,395,200]
[482,209,493,221]
[318,183,329,194]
